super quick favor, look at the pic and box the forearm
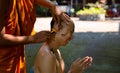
[35,0,55,10]
[0,33,33,47]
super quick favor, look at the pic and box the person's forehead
[61,28,73,34]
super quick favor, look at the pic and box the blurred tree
[35,5,50,17]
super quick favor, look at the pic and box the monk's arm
[0,27,33,47]
[35,0,62,15]
[35,0,55,9]
[0,26,51,47]
[35,0,70,24]
[0,0,32,47]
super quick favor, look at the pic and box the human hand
[51,6,71,24]
[68,56,93,73]
[31,31,51,43]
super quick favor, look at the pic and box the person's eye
[61,34,66,36]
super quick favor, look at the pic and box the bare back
[34,43,65,73]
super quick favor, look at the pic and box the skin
[0,0,92,72]
[34,21,93,73]
[0,0,71,72]
[0,0,70,47]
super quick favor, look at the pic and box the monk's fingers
[53,12,71,26]
[52,14,57,22]
[60,13,71,24]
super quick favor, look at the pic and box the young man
[34,18,93,73]
[0,0,70,73]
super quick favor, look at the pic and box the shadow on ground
[26,32,120,73]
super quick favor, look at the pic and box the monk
[0,0,70,73]
[34,18,93,73]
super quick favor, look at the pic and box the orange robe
[0,0,36,73]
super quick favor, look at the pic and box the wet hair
[50,19,54,31]
[50,18,75,34]
[47,18,74,43]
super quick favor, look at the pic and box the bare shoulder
[34,43,57,73]
[39,44,54,57]
[35,43,56,63]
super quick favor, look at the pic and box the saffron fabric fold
[0,0,36,73]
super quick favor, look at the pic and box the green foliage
[35,5,50,17]
[76,2,106,16]
[76,7,106,15]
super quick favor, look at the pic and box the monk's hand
[31,31,51,43]
[68,56,93,73]
[51,6,71,24]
